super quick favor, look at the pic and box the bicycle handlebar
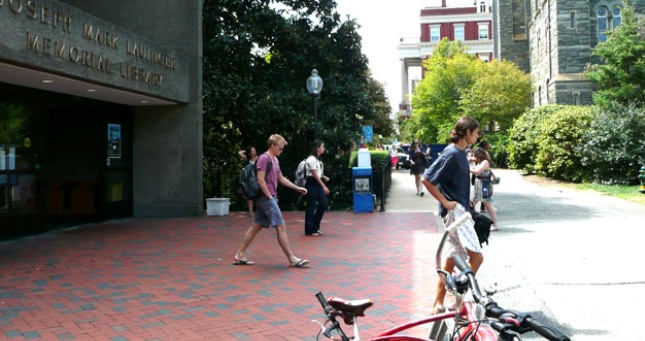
[314,291,350,341]
[452,255,570,341]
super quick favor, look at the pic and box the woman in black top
[409,140,427,196]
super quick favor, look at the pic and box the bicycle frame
[313,209,570,341]
[371,310,456,341]
[313,213,497,341]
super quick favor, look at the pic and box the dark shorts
[254,196,285,228]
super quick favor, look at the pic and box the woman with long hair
[471,147,499,230]
[421,116,483,314]
[409,140,427,196]
[304,140,330,236]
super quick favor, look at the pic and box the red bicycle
[312,214,570,341]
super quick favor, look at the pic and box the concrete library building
[0,1,203,239]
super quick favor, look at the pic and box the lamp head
[306,69,323,95]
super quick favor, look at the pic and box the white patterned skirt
[441,204,482,261]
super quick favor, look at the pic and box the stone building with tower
[493,0,645,106]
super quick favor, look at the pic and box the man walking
[233,134,310,268]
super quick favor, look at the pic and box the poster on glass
[107,124,121,158]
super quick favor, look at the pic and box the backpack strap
[265,153,273,177]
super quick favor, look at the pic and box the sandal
[233,259,255,265]
[289,259,310,268]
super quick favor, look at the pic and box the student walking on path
[409,140,428,196]
[304,140,330,236]
[233,134,310,268]
[420,116,483,315]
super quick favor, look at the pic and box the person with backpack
[238,145,258,217]
[303,140,330,236]
[471,147,499,230]
[233,134,310,268]
[420,116,484,315]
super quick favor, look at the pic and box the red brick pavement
[0,211,442,340]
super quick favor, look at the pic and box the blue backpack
[238,155,272,199]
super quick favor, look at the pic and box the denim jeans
[304,177,328,235]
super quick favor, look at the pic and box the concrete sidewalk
[385,169,439,213]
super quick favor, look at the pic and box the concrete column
[401,60,409,105]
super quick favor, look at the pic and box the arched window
[480,1,486,13]
[598,6,609,42]
[598,5,622,42]
[612,6,622,28]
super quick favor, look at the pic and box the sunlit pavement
[2,169,643,340]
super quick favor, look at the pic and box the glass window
[479,24,489,40]
[598,7,609,42]
[570,11,576,29]
[612,6,622,29]
[454,24,465,41]
[0,104,40,216]
[597,5,621,43]
[480,1,486,13]
[430,26,440,42]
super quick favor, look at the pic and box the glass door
[0,103,46,237]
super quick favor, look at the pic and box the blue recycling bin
[352,167,373,213]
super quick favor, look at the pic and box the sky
[334,0,475,116]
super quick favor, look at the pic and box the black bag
[470,210,493,246]
[490,171,501,185]
[238,155,272,199]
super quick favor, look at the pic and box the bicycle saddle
[328,297,374,324]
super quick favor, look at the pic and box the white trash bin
[206,198,230,216]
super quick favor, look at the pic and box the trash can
[206,198,230,216]
[352,167,373,213]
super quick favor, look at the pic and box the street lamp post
[306,69,323,140]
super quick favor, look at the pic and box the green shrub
[507,105,561,172]
[535,106,595,182]
[481,132,510,168]
[580,104,645,184]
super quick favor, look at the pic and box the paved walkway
[4,168,640,340]
[0,174,444,340]
[385,169,439,212]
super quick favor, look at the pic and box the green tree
[586,1,645,107]
[202,0,393,204]
[411,39,478,142]
[410,39,531,143]
[460,59,532,131]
